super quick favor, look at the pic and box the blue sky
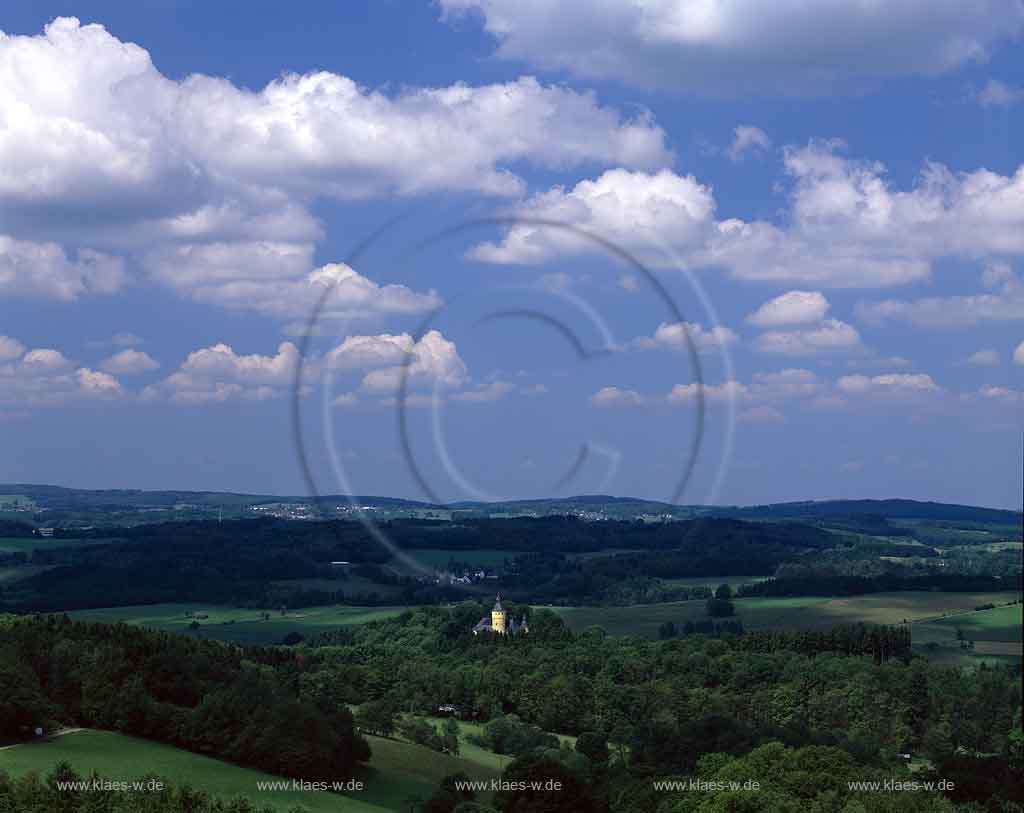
[1,1,1022,508]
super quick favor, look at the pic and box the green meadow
[1,728,501,812]
[0,495,37,510]
[1,730,373,812]
[69,603,407,645]
[912,601,1023,666]
[927,601,1022,642]
[659,575,771,591]
[0,565,51,584]
[357,732,500,810]
[544,591,1022,640]
[0,537,96,554]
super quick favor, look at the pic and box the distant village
[426,566,502,587]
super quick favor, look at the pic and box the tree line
[1,605,1021,811]
[0,614,369,782]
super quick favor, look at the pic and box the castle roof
[492,594,504,612]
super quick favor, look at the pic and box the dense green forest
[4,514,1017,611]
[303,604,1024,810]
[3,484,1020,524]
[0,615,369,782]
[2,606,1020,811]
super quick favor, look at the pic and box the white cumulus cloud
[666,380,747,403]
[0,336,26,360]
[22,348,72,370]
[0,17,668,311]
[469,143,1024,290]
[748,369,820,400]
[100,349,160,375]
[145,341,300,403]
[0,236,125,301]
[0,339,124,405]
[470,168,715,267]
[965,349,1000,366]
[857,267,1024,327]
[591,386,647,407]
[975,79,1024,108]
[837,373,940,395]
[440,0,1022,94]
[632,321,738,353]
[328,331,468,395]
[450,381,514,402]
[727,126,771,161]
[753,319,863,356]
[747,291,830,327]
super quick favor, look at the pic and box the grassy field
[403,715,576,772]
[544,591,1022,640]
[0,495,36,510]
[0,565,51,584]
[0,537,98,554]
[926,602,1022,642]
[69,603,407,646]
[565,548,646,561]
[358,733,499,809]
[2,728,500,812]
[913,602,1023,666]
[660,575,771,591]
[541,597,815,638]
[897,521,1022,545]
[0,729,381,812]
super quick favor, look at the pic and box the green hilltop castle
[472,594,528,636]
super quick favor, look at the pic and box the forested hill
[716,499,1022,524]
[3,484,1019,525]
[4,609,1021,811]
[4,517,836,611]
[0,483,433,510]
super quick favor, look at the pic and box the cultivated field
[0,495,37,510]
[1,728,499,812]
[897,521,1022,546]
[0,537,95,554]
[926,602,1022,641]
[69,603,407,645]
[544,591,1022,643]
[912,602,1023,664]
[0,565,51,584]
[659,575,771,591]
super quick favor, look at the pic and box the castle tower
[491,594,507,635]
